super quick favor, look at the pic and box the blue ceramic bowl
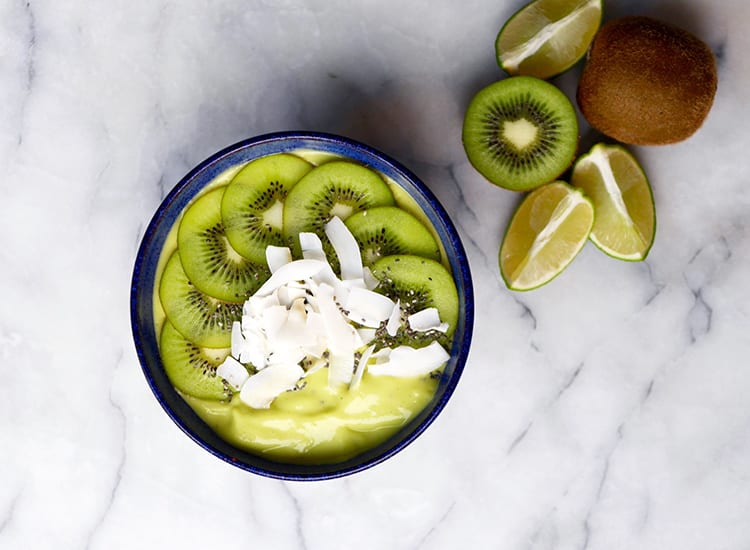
[130,131,474,480]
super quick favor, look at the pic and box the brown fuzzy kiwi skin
[577,16,717,146]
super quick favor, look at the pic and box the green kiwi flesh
[282,161,395,258]
[371,255,459,339]
[344,206,441,266]
[462,76,578,191]
[178,187,270,303]
[221,154,313,263]
[159,251,242,348]
[160,320,233,400]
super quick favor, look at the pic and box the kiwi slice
[344,206,441,266]
[371,255,459,338]
[160,320,232,401]
[221,154,313,263]
[282,161,395,259]
[178,186,270,303]
[159,251,243,348]
[462,76,578,191]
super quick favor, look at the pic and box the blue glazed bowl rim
[130,131,474,481]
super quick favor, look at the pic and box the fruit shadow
[606,0,715,41]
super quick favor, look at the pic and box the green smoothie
[183,367,438,464]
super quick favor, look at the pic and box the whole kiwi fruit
[577,16,717,145]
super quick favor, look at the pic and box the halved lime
[500,181,594,290]
[571,143,655,261]
[496,0,602,79]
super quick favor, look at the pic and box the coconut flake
[324,216,363,281]
[345,287,396,327]
[386,299,401,337]
[407,307,449,333]
[277,285,307,306]
[367,341,449,378]
[356,327,377,345]
[243,293,279,317]
[316,283,357,386]
[372,347,392,363]
[316,284,355,352]
[216,356,250,391]
[260,305,288,339]
[265,246,292,273]
[299,232,326,261]
[254,259,328,296]
[239,363,304,409]
[237,327,266,368]
[267,307,308,365]
[362,266,380,290]
[350,344,375,391]
[328,352,354,387]
[230,321,244,360]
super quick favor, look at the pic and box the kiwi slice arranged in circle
[221,154,313,263]
[462,76,578,191]
[160,320,232,401]
[371,255,459,338]
[283,161,395,255]
[178,187,270,303]
[159,251,243,348]
[344,206,441,266]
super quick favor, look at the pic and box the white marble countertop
[2,0,749,548]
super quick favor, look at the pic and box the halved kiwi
[160,320,232,401]
[344,206,441,266]
[282,161,395,257]
[462,76,579,191]
[221,154,313,263]
[371,255,459,338]
[178,187,270,303]
[159,251,243,348]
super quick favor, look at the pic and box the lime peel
[513,190,588,282]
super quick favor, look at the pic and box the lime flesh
[571,143,655,261]
[496,0,602,79]
[500,181,594,290]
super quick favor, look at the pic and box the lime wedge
[571,143,655,261]
[496,0,602,79]
[500,181,594,290]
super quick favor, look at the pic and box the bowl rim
[130,130,474,481]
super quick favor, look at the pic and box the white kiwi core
[502,118,539,151]
[262,199,284,229]
[330,203,354,220]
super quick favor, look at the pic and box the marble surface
[1,0,749,548]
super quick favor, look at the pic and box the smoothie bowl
[131,131,474,480]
